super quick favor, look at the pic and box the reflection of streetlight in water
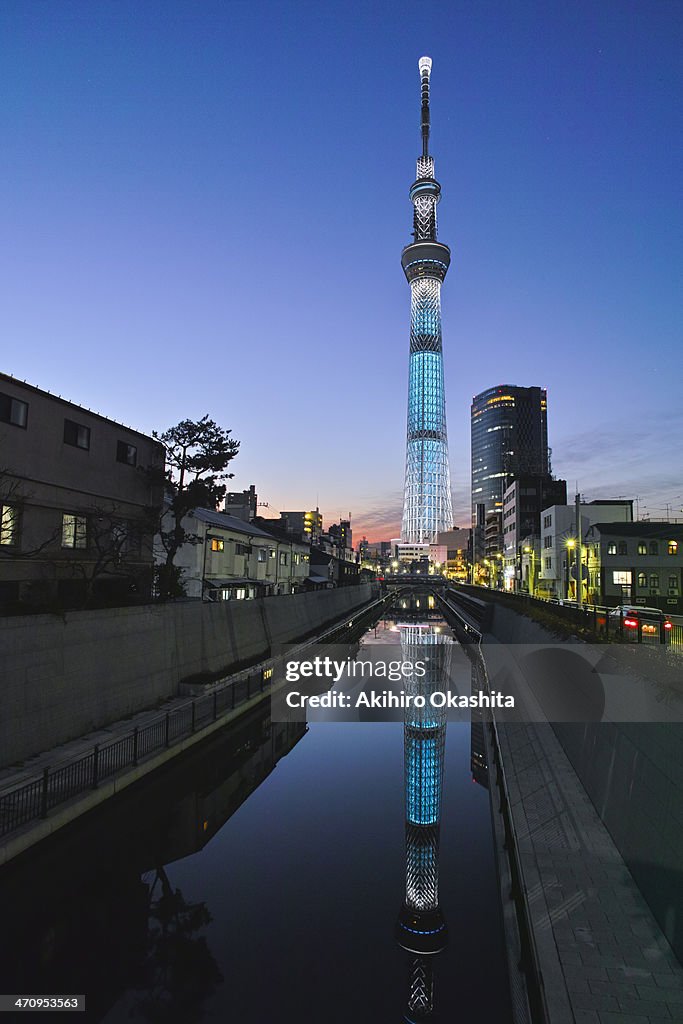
[396,623,452,1021]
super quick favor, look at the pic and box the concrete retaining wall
[0,585,373,767]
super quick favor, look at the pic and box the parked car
[607,605,673,640]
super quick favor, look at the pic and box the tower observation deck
[400,56,454,546]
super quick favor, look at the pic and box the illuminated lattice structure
[400,57,454,545]
[396,622,450,999]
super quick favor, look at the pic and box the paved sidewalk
[498,718,683,1023]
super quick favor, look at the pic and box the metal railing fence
[0,666,271,840]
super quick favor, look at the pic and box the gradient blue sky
[2,1,681,539]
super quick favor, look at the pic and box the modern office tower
[471,385,549,556]
[396,622,451,1019]
[400,57,454,548]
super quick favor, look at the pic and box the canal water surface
[0,600,512,1022]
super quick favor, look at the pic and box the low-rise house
[157,508,310,600]
[585,522,683,611]
[0,373,164,610]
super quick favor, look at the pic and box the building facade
[585,523,682,611]
[400,57,454,549]
[502,474,567,591]
[0,373,164,610]
[537,500,633,599]
[471,385,549,559]
[158,507,310,600]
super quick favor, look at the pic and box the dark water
[0,608,511,1023]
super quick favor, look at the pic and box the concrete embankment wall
[484,599,683,962]
[0,585,373,767]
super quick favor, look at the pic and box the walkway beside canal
[498,716,683,1023]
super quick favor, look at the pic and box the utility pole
[575,492,583,608]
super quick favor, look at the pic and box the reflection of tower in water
[396,623,452,1021]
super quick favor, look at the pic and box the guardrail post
[41,767,49,818]
[191,700,196,733]
[92,744,99,789]
[213,690,218,720]
[133,727,139,766]
[165,713,170,747]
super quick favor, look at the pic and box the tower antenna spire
[418,56,432,157]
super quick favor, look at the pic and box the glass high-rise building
[400,57,454,546]
[471,385,549,548]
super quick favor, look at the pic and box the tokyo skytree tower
[400,57,454,545]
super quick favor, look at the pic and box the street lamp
[565,538,576,600]
[523,545,536,598]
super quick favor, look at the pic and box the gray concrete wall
[0,585,373,767]
[483,599,683,961]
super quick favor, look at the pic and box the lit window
[293,553,300,565]
[210,538,224,552]
[668,541,678,556]
[637,572,647,588]
[612,571,632,585]
[0,393,28,428]
[64,419,90,450]
[607,543,617,555]
[269,549,276,558]
[62,513,87,549]
[279,552,288,566]
[116,441,137,466]
[0,505,18,545]
[235,588,246,600]
[638,543,647,555]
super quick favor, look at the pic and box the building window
[0,505,18,545]
[607,543,617,555]
[293,553,300,566]
[668,541,678,556]
[612,571,632,585]
[617,542,627,555]
[543,514,552,529]
[649,574,659,589]
[210,538,224,552]
[544,556,551,570]
[649,541,659,556]
[235,588,246,600]
[116,441,137,466]
[0,393,28,428]
[64,419,90,450]
[637,572,647,589]
[235,542,249,556]
[279,552,288,566]
[543,536,552,549]
[638,543,647,555]
[269,549,276,558]
[258,548,267,562]
[62,513,87,549]
[668,575,679,592]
